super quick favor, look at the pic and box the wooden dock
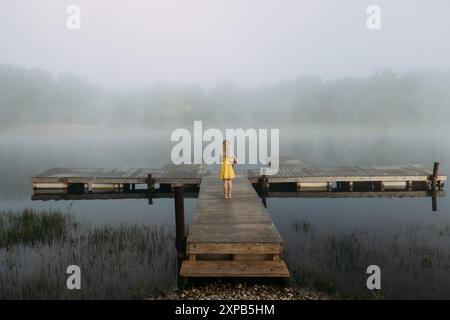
[31,160,447,277]
[32,164,202,191]
[248,164,447,192]
[32,163,446,193]
[180,175,289,278]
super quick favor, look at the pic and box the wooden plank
[153,163,203,184]
[183,174,288,277]
[180,260,290,277]
[187,243,281,255]
[186,176,283,244]
[32,164,203,188]
[32,168,157,184]
[248,164,447,183]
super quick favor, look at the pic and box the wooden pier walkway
[180,175,289,277]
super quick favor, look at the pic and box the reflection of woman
[219,140,236,199]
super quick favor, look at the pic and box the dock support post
[174,185,186,259]
[147,174,154,204]
[407,181,413,191]
[259,175,268,208]
[174,184,187,288]
[430,162,440,212]
[431,162,440,191]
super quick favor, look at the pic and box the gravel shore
[163,282,333,300]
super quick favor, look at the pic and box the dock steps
[180,260,290,277]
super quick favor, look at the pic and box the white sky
[0,0,449,88]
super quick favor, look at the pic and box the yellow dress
[219,155,236,180]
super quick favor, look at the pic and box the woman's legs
[228,179,232,198]
[223,179,228,198]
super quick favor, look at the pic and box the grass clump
[0,209,176,299]
[0,208,77,248]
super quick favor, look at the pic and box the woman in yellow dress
[219,140,236,199]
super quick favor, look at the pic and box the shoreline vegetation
[0,208,177,299]
[287,219,450,299]
[1,209,450,299]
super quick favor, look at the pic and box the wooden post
[147,174,153,204]
[431,162,440,191]
[174,185,186,259]
[430,162,440,211]
[407,181,413,191]
[262,175,269,193]
[258,175,268,192]
[432,192,438,212]
[259,175,268,208]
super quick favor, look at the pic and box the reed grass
[287,219,450,299]
[0,209,177,299]
[0,208,77,248]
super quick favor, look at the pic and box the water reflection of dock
[31,161,446,278]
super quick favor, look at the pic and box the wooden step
[180,260,290,278]
[187,242,282,255]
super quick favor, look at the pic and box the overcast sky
[0,0,449,88]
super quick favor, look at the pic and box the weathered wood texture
[32,163,446,190]
[180,260,290,277]
[32,164,203,188]
[188,176,283,243]
[248,164,447,183]
[32,168,157,185]
[180,175,289,278]
[153,163,203,185]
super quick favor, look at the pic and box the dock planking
[180,175,289,278]
[153,163,203,185]
[248,164,447,183]
[32,164,203,190]
[33,163,446,193]
[32,168,156,187]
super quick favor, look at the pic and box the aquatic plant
[288,219,450,299]
[0,209,177,299]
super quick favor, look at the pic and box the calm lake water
[1,124,449,299]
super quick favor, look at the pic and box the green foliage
[0,208,77,247]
